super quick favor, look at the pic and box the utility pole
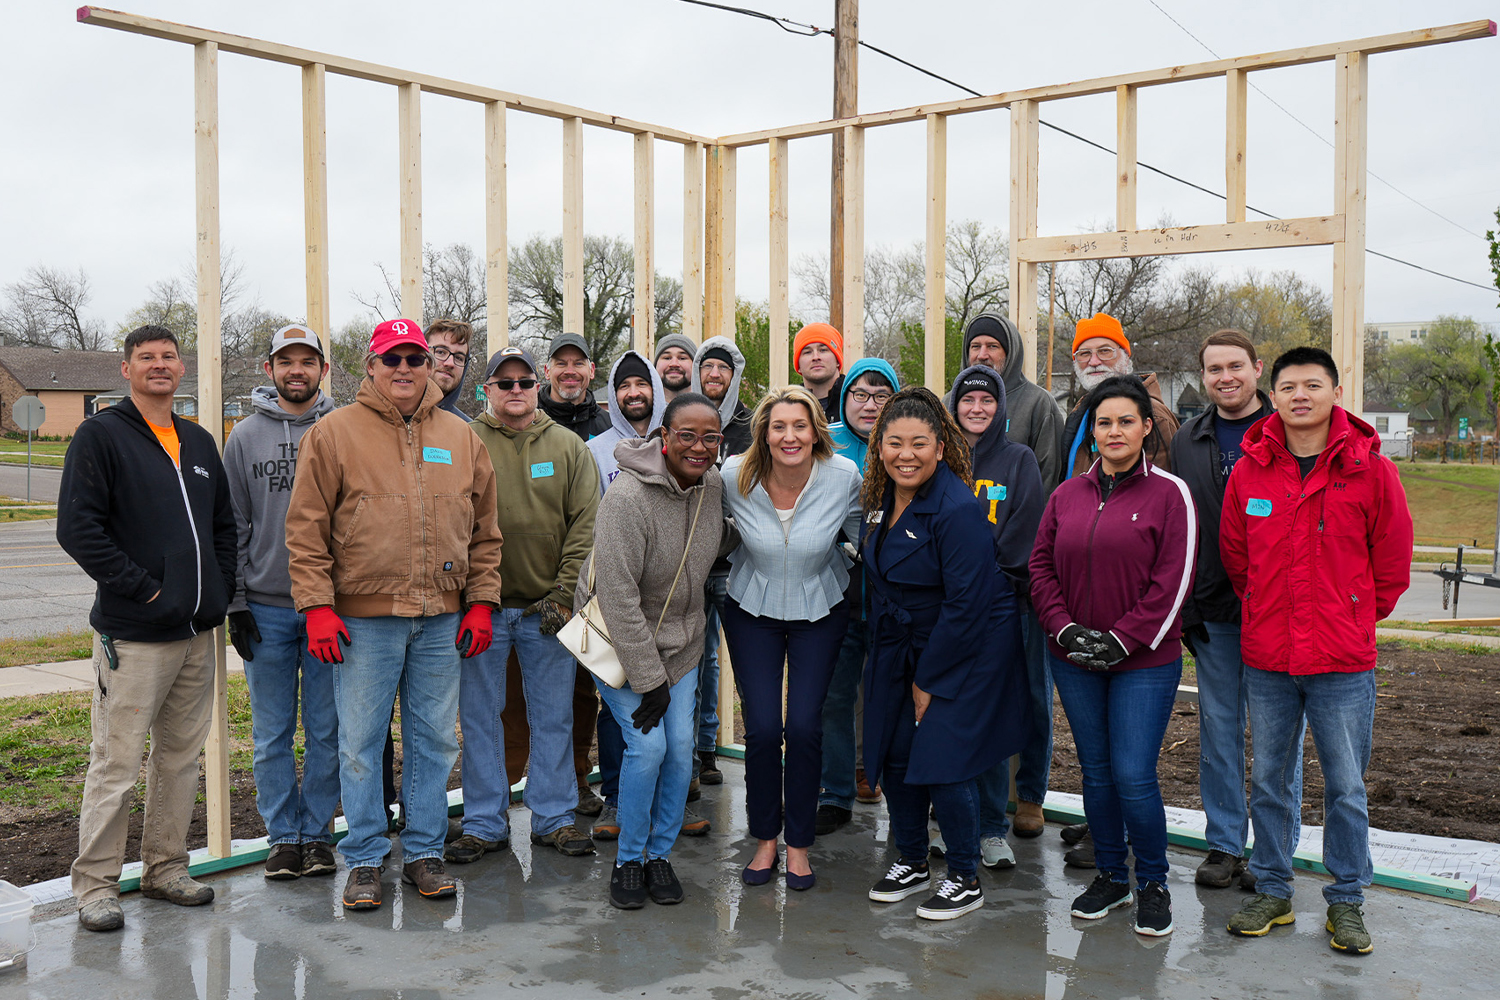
[829,0,857,332]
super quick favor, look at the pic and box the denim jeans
[1050,651,1181,886]
[693,573,729,767]
[458,607,579,842]
[1245,666,1372,905]
[976,604,1052,838]
[595,666,699,862]
[880,697,982,879]
[333,614,460,868]
[818,616,869,810]
[1194,620,1253,855]
[244,602,340,846]
[596,700,625,805]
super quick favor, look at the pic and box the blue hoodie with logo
[828,356,901,475]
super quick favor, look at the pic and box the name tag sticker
[1246,498,1273,517]
[987,485,1007,501]
[531,461,555,479]
[423,447,452,465]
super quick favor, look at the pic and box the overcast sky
[5,0,1498,344]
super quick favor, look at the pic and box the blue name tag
[531,462,555,479]
[1005,418,1010,433]
[423,447,452,465]
[1246,498,1273,517]
[987,484,1006,501]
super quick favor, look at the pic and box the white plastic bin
[0,880,32,971]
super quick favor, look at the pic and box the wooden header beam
[1016,216,1345,263]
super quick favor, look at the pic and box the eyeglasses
[1073,346,1120,363]
[848,389,893,405]
[488,377,538,391]
[668,429,724,448]
[431,345,468,367]
[379,352,430,368]
[700,361,733,376]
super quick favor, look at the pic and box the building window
[83,394,96,417]
[1376,417,1389,433]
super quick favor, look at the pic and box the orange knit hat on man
[793,323,844,373]
[1071,312,1131,356]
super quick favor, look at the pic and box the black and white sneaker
[1070,873,1133,919]
[916,873,984,921]
[869,859,931,902]
[1134,880,1173,936]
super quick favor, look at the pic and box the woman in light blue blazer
[721,385,863,891]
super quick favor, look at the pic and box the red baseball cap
[369,318,430,356]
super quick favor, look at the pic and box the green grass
[1377,637,1497,656]
[0,508,58,522]
[1379,619,1500,638]
[1396,462,1500,548]
[0,439,68,469]
[0,629,94,668]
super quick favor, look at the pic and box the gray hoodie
[224,385,338,611]
[578,435,733,692]
[955,312,1066,489]
[689,335,752,460]
[587,350,666,495]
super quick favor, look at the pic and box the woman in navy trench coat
[859,387,1030,921]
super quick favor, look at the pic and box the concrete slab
[3,763,1496,999]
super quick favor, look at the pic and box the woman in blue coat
[860,387,1030,921]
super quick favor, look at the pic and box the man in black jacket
[56,325,238,932]
[1168,329,1276,891]
[538,332,610,439]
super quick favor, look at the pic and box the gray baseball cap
[268,323,325,359]
[548,332,590,361]
[485,345,538,380]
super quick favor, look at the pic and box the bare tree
[1,266,108,349]
[944,220,1009,332]
[116,250,249,352]
[354,242,489,336]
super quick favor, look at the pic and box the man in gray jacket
[223,325,340,882]
[957,314,1064,488]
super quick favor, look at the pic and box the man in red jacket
[1220,347,1413,955]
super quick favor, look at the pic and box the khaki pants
[71,632,216,905]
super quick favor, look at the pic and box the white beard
[1076,355,1134,390]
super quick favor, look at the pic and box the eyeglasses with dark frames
[431,345,468,367]
[667,429,724,448]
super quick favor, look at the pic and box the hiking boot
[77,897,124,932]
[342,866,384,910]
[645,858,685,904]
[1196,850,1248,887]
[1134,881,1174,936]
[1070,873,1132,919]
[593,804,620,841]
[445,833,508,865]
[301,841,337,877]
[610,860,647,909]
[576,785,605,817]
[916,873,984,921]
[264,843,302,880]
[680,807,711,837]
[1060,822,1089,845]
[531,824,596,856]
[1063,831,1097,868]
[1326,902,1373,954]
[815,804,852,836]
[401,857,457,898]
[1013,801,1045,838]
[855,768,882,804]
[698,750,723,785]
[140,875,214,906]
[686,775,701,803]
[869,859,931,902]
[1239,868,1258,892]
[1227,893,1295,936]
[981,836,1015,869]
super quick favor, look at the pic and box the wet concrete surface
[4,761,1498,999]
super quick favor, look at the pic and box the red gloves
[456,605,493,658]
[305,606,351,664]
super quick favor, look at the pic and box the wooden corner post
[924,113,947,393]
[769,137,791,388]
[301,63,331,393]
[398,82,423,321]
[563,117,585,336]
[705,145,737,341]
[485,102,509,352]
[1009,99,1040,382]
[841,125,865,364]
[682,142,704,342]
[633,132,655,355]
[1332,51,1368,415]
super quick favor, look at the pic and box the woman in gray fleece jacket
[578,393,736,909]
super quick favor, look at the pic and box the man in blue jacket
[57,325,238,932]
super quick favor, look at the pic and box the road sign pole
[26,427,31,503]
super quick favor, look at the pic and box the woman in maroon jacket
[1029,376,1196,938]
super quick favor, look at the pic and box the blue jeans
[333,613,460,868]
[595,666,699,862]
[818,616,869,810]
[1245,667,1372,905]
[459,608,579,841]
[1050,651,1181,886]
[596,701,625,805]
[244,602,340,846]
[881,699,981,879]
[1194,621,1253,855]
[976,604,1052,838]
[693,573,729,765]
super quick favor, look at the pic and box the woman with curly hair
[860,387,1030,921]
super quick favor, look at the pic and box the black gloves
[1057,623,1092,653]
[227,610,260,662]
[1067,630,1130,671]
[522,598,571,636]
[632,682,671,734]
[1181,622,1209,658]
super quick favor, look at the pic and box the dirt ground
[2,640,1497,887]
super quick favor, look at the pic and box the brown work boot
[530,824,596,856]
[264,843,302,880]
[856,768,883,805]
[343,866,384,909]
[140,875,214,906]
[401,857,457,898]
[1013,801,1045,839]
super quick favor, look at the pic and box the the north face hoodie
[587,350,666,495]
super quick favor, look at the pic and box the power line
[671,0,828,36]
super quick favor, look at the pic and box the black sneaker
[1070,873,1133,919]
[1134,880,1174,936]
[644,858,684,905]
[610,860,648,910]
[698,750,723,785]
[264,843,302,880]
[815,804,852,836]
[916,873,984,921]
[869,859,931,902]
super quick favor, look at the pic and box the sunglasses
[489,377,538,391]
[379,352,430,368]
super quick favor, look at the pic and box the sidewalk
[0,648,246,699]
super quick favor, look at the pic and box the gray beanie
[654,333,698,362]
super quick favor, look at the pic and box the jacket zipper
[409,419,430,615]
[171,462,204,632]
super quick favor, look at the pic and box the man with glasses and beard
[654,334,697,405]
[426,318,475,418]
[1061,313,1179,482]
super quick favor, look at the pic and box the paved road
[0,519,93,638]
[0,462,62,503]
[1391,567,1500,623]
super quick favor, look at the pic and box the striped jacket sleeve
[1107,470,1197,653]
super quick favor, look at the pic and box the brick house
[0,347,198,437]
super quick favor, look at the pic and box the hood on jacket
[1240,405,1380,473]
[613,431,705,497]
[473,407,558,445]
[356,374,443,424]
[963,312,1026,391]
[690,336,747,427]
[605,350,666,440]
[834,357,901,444]
[948,364,1011,464]
[438,348,471,415]
[249,384,337,424]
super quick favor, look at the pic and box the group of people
[56,306,1411,956]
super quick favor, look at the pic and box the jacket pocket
[432,493,474,583]
[503,533,562,602]
[142,547,197,625]
[335,494,413,583]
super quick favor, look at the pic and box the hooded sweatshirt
[829,356,900,475]
[956,313,1067,488]
[437,347,471,418]
[538,380,611,440]
[690,335,753,460]
[224,385,338,611]
[580,434,733,692]
[587,350,666,494]
[948,365,1046,596]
